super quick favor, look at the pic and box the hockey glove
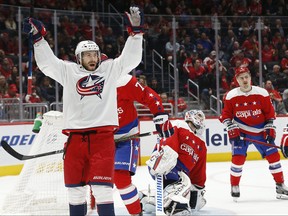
[263,121,276,143]
[227,123,240,144]
[146,145,178,176]
[124,6,144,35]
[23,18,47,43]
[153,113,174,138]
[280,126,288,158]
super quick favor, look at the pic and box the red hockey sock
[230,155,246,185]
[114,170,141,214]
[266,152,284,184]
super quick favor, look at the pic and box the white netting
[0,111,93,215]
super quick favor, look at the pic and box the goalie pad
[146,145,178,176]
[190,184,207,211]
[139,190,156,213]
[163,171,192,215]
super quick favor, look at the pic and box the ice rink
[1,159,288,215]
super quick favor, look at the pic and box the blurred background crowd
[0,0,288,121]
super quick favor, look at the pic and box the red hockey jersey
[115,75,164,138]
[219,86,276,135]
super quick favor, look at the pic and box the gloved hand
[227,123,240,144]
[153,113,174,138]
[263,122,276,143]
[23,17,47,43]
[280,126,288,158]
[146,145,178,176]
[124,6,144,35]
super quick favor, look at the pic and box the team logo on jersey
[76,74,104,99]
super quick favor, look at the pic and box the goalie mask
[184,110,205,136]
[75,40,101,71]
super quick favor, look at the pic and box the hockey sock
[97,203,115,216]
[266,152,284,183]
[69,203,87,216]
[115,170,142,214]
[230,155,246,185]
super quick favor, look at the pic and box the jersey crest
[76,74,104,99]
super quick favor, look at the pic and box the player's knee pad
[190,184,206,211]
[91,185,113,204]
[114,170,131,189]
[67,186,87,205]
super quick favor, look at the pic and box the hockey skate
[276,183,288,200]
[231,185,240,202]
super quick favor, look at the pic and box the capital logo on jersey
[76,74,104,99]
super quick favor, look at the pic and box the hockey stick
[155,136,165,215]
[27,0,34,95]
[240,137,280,149]
[0,131,158,161]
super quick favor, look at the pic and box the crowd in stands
[0,0,288,118]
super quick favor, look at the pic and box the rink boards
[0,116,287,176]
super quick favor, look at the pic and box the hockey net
[0,111,93,215]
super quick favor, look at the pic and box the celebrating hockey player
[219,67,288,201]
[145,109,207,215]
[23,6,144,216]
[112,72,173,215]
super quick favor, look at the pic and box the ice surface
[1,160,288,215]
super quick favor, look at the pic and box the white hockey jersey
[34,35,143,130]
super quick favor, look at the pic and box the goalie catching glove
[280,126,288,158]
[153,113,174,138]
[146,145,178,176]
[23,18,47,43]
[124,6,144,35]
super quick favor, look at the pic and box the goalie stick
[155,136,165,216]
[0,131,158,161]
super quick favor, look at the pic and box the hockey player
[280,125,288,158]
[145,109,207,215]
[23,6,144,216]
[219,67,288,201]
[114,73,173,215]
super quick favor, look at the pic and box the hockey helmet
[234,67,250,78]
[184,110,205,135]
[75,40,101,68]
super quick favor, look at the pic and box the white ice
[1,160,288,215]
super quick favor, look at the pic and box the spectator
[184,58,206,82]
[196,32,213,56]
[0,57,13,79]
[39,76,56,104]
[169,90,188,117]
[3,83,19,99]
[138,75,147,87]
[25,86,42,103]
[283,89,288,113]
[280,50,288,74]
[4,15,17,31]
[264,80,287,115]
[0,75,7,97]
[149,77,163,94]
[160,92,173,115]
[165,36,180,62]
[265,64,288,92]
